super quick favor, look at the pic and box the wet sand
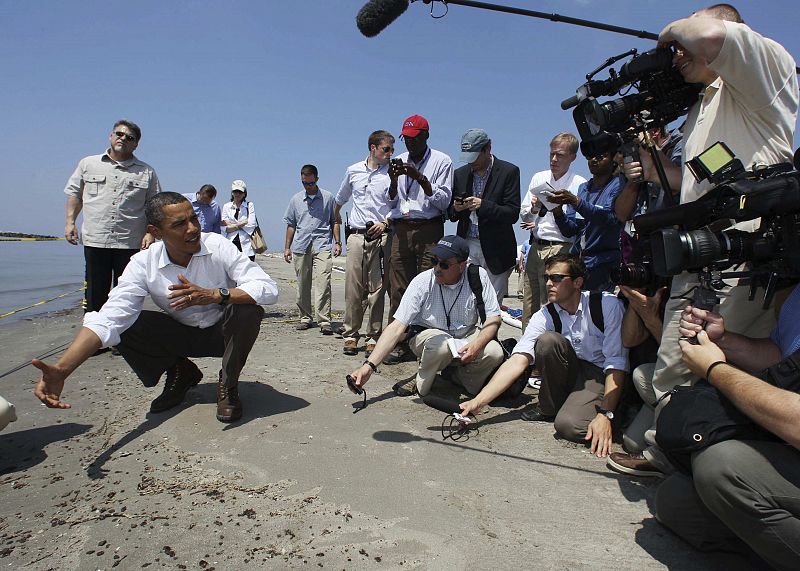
[0,254,748,569]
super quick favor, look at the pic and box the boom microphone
[356,0,410,37]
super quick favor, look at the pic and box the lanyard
[439,279,466,331]
[403,148,431,200]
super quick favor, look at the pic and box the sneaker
[216,379,242,423]
[320,323,334,335]
[150,358,203,413]
[392,377,417,397]
[520,405,555,422]
[365,342,376,358]
[383,345,414,365]
[296,321,312,331]
[607,452,665,478]
[343,339,358,356]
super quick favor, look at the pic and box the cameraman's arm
[680,306,781,373]
[659,16,726,64]
[681,334,800,450]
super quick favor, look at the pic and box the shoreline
[0,254,745,569]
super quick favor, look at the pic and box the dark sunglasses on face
[432,256,460,270]
[114,131,136,142]
[379,146,394,153]
[302,181,316,186]
[544,273,573,283]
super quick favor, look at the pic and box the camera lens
[609,263,654,288]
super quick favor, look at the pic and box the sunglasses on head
[543,272,573,283]
[114,131,136,142]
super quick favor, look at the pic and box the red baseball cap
[401,115,429,137]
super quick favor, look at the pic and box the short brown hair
[113,119,141,142]
[544,252,586,278]
[368,130,395,150]
[550,132,579,154]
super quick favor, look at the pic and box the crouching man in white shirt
[33,192,279,423]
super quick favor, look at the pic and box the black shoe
[520,405,555,423]
[296,322,313,331]
[392,378,417,397]
[217,380,242,422]
[150,359,203,413]
[110,346,121,356]
[383,346,414,365]
[320,324,334,335]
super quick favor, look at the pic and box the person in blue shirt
[550,135,624,292]
[183,184,222,234]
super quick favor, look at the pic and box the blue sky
[1,0,798,249]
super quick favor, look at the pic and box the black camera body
[563,47,701,156]
[618,158,800,307]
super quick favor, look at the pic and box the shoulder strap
[546,302,562,334]
[467,264,486,324]
[589,291,605,333]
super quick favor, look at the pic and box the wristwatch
[596,406,614,420]
[218,287,231,306]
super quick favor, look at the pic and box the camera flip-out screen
[687,141,737,183]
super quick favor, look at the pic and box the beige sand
[0,254,748,569]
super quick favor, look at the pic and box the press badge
[400,199,411,217]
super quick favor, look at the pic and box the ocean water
[0,241,85,325]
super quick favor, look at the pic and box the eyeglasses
[431,256,461,270]
[379,146,394,153]
[301,181,316,187]
[113,131,136,142]
[543,273,573,283]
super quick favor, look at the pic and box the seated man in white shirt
[33,192,279,423]
[460,253,628,457]
[349,235,504,398]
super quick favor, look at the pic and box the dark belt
[392,217,442,227]
[349,228,369,235]
[535,239,568,246]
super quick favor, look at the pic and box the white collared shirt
[335,158,392,229]
[514,291,628,373]
[387,147,453,220]
[392,265,501,339]
[520,169,586,243]
[83,233,278,347]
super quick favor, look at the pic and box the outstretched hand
[32,359,71,409]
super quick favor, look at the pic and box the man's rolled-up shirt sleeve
[224,241,279,305]
[428,161,454,212]
[83,260,149,348]
[512,309,549,366]
[601,297,629,373]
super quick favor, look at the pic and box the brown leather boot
[150,358,202,413]
[216,377,242,423]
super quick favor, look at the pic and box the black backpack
[545,290,605,334]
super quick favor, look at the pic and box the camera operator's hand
[453,197,470,212]
[464,196,482,211]
[620,286,666,322]
[520,220,535,231]
[679,305,725,342]
[349,364,373,390]
[367,221,386,239]
[549,190,579,208]
[388,160,405,180]
[679,330,726,379]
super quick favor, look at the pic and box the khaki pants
[409,328,504,397]
[389,218,443,320]
[522,241,571,329]
[293,246,332,327]
[343,232,389,343]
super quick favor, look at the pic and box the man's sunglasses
[114,131,136,142]
[302,181,316,186]
[543,273,573,283]
[379,146,394,153]
[432,256,462,270]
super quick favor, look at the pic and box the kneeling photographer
[653,285,800,570]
